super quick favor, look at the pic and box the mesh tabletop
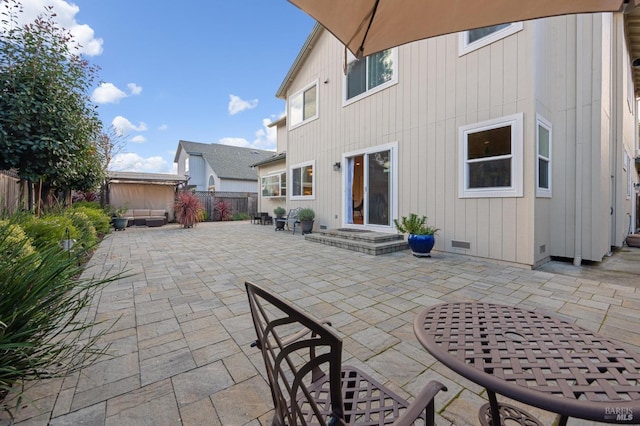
[414,302,640,423]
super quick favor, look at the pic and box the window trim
[290,160,315,200]
[342,48,398,106]
[536,114,552,198]
[458,22,523,56]
[288,80,319,130]
[260,170,286,198]
[458,113,524,198]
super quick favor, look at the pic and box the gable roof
[276,23,324,99]
[175,140,275,181]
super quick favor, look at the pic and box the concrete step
[305,229,409,255]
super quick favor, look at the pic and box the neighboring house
[260,13,640,268]
[107,171,185,221]
[174,140,274,193]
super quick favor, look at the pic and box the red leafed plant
[214,199,232,221]
[175,191,204,228]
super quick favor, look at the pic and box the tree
[94,126,126,206]
[0,0,103,208]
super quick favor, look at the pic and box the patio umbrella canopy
[288,0,626,58]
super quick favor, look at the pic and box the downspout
[574,17,584,266]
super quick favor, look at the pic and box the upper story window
[289,80,318,129]
[291,161,314,200]
[536,115,552,198]
[261,171,286,197]
[459,22,523,56]
[459,113,523,198]
[344,48,397,105]
[184,157,189,175]
[208,175,215,190]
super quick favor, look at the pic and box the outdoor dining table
[413,302,640,425]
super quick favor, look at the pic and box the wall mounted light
[633,58,640,68]
[333,162,341,171]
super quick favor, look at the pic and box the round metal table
[414,302,640,425]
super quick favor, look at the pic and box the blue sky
[19,0,315,174]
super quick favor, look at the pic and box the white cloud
[92,83,127,104]
[127,83,143,95]
[228,94,258,115]
[12,0,103,56]
[130,135,146,143]
[112,116,148,136]
[217,116,278,151]
[158,124,169,131]
[110,153,172,173]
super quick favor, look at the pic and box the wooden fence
[191,191,258,221]
[0,170,27,215]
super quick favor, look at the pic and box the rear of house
[264,13,639,268]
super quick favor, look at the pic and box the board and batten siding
[285,11,633,267]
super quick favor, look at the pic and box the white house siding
[285,27,537,265]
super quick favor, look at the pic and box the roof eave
[275,23,324,99]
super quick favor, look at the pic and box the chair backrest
[287,207,301,221]
[245,281,344,426]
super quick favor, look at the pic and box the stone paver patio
[1,221,639,426]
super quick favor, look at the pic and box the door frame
[341,142,398,231]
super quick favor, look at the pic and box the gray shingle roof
[176,140,275,181]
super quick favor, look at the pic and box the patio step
[304,228,409,255]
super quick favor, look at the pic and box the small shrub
[232,212,250,221]
[0,220,38,270]
[175,191,205,228]
[20,214,80,250]
[297,208,315,221]
[65,210,97,248]
[215,199,233,221]
[72,206,111,235]
[273,206,286,217]
[394,213,439,235]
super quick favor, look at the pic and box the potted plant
[297,207,315,234]
[394,213,439,257]
[274,206,286,230]
[113,206,129,231]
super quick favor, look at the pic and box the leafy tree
[0,0,103,206]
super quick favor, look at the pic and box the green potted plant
[394,213,439,257]
[274,206,286,230]
[297,207,315,234]
[113,206,129,231]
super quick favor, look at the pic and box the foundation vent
[451,240,471,249]
[540,244,546,254]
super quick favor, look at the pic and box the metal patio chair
[245,281,446,426]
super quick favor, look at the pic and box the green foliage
[175,191,205,228]
[20,214,80,250]
[0,220,37,271]
[65,210,97,248]
[71,205,111,235]
[297,208,315,221]
[273,206,286,217]
[394,213,439,235]
[0,232,128,414]
[232,212,250,221]
[0,0,104,192]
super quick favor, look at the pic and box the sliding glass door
[344,144,396,228]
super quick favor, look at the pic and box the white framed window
[459,113,524,198]
[290,161,315,200]
[261,171,286,198]
[343,48,397,105]
[289,80,318,129]
[459,22,523,56]
[208,175,215,190]
[536,115,552,198]
[184,157,189,175]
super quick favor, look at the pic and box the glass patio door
[344,146,395,228]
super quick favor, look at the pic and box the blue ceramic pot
[408,234,435,257]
